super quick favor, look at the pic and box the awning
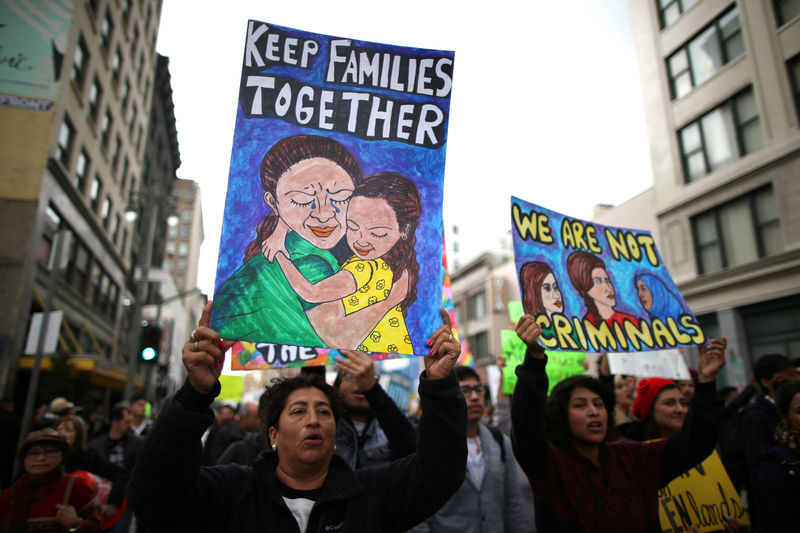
[18,356,144,390]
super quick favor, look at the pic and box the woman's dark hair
[640,383,682,440]
[351,173,421,316]
[566,251,607,322]
[244,135,365,263]
[775,380,800,417]
[57,414,87,452]
[262,372,343,448]
[545,375,615,448]
[520,261,554,317]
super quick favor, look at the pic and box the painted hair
[545,375,615,448]
[634,272,684,322]
[244,135,364,263]
[566,251,607,321]
[520,261,555,317]
[351,173,421,316]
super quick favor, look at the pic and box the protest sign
[211,21,454,359]
[510,197,705,353]
[501,328,585,395]
[658,451,749,532]
[608,349,691,380]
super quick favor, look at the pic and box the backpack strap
[487,425,506,463]
[62,475,78,505]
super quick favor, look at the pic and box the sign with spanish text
[510,197,704,353]
[658,451,749,532]
[212,21,454,361]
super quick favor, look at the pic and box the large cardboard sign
[510,197,705,353]
[211,21,454,359]
[658,451,749,532]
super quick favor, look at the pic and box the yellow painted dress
[340,256,412,354]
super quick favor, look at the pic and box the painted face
[23,445,63,477]
[651,388,688,437]
[56,422,76,448]
[567,387,607,445]
[785,392,800,432]
[337,372,370,417]
[459,377,486,426]
[268,387,337,467]
[540,272,563,315]
[614,378,635,408]
[271,158,355,249]
[587,268,616,308]
[345,196,404,261]
[636,279,653,311]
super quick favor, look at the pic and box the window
[166,241,176,255]
[112,47,122,86]
[112,214,121,242]
[121,78,130,111]
[177,258,187,272]
[75,149,90,191]
[180,226,191,239]
[691,185,783,274]
[90,176,101,211]
[467,290,487,320]
[130,25,139,57]
[788,55,800,121]
[129,104,137,133]
[101,197,112,228]
[67,239,91,293]
[679,88,763,182]
[467,331,490,361]
[775,0,800,26]
[658,0,699,29]
[70,37,89,89]
[182,209,193,223]
[111,134,121,171]
[119,156,129,186]
[57,116,75,167]
[178,242,188,256]
[88,77,102,121]
[668,8,744,99]
[101,12,114,51]
[742,295,800,360]
[168,225,178,238]
[101,110,113,149]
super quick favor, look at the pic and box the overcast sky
[155,0,654,297]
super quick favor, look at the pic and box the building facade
[165,178,204,295]
[627,0,800,384]
[0,0,175,408]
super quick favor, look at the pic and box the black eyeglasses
[25,448,61,459]
[460,385,485,397]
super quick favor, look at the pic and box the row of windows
[691,185,783,275]
[659,0,800,30]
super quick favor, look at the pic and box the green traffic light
[141,347,157,361]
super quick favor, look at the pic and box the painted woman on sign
[566,251,640,329]
[211,135,405,348]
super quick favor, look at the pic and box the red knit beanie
[632,377,677,420]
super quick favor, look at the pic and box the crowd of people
[1,302,798,532]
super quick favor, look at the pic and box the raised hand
[515,314,544,357]
[424,308,462,380]
[697,337,727,383]
[182,301,236,394]
[335,350,377,392]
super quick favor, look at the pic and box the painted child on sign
[210,21,453,360]
[510,197,704,353]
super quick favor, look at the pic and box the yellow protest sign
[658,450,749,532]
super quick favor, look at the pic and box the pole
[123,193,159,403]
[13,230,66,478]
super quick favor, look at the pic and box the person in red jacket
[511,314,726,532]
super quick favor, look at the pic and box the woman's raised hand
[424,308,462,380]
[183,301,236,394]
[697,337,727,383]
[515,314,544,358]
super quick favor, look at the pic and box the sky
[155,0,655,297]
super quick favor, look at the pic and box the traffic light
[139,323,162,364]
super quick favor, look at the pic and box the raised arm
[510,314,550,479]
[659,338,727,485]
[275,252,357,303]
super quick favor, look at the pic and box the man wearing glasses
[411,366,526,533]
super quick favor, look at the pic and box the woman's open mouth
[588,421,604,432]
[309,226,335,238]
[303,433,323,445]
[353,243,374,256]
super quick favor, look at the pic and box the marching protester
[216,392,269,467]
[0,428,102,531]
[128,302,467,532]
[129,395,152,438]
[756,380,800,533]
[202,398,259,466]
[511,314,727,532]
[411,365,526,533]
[333,349,416,470]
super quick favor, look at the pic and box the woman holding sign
[510,314,727,532]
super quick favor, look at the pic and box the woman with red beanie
[511,314,727,533]
[621,377,689,441]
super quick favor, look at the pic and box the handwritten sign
[658,451,749,532]
[510,197,704,353]
[211,21,454,360]
[501,330,585,395]
[607,350,691,380]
